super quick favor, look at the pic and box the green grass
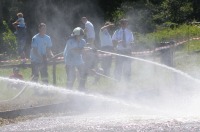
[0,23,200,100]
[136,24,200,50]
[0,50,200,103]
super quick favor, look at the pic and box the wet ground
[1,76,200,131]
[1,113,200,132]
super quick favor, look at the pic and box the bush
[136,23,200,50]
[1,20,17,56]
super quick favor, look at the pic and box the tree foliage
[0,0,200,55]
[1,21,17,55]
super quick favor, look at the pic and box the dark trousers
[31,62,48,84]
[101,46,113,75]
[17,27,26,59]
[65,64,86,91]
[114,51,132,81]
[82,48,99,85]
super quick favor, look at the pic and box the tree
[0,0,200,55]
[152,0,193,24]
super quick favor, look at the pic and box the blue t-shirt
[30,34,52,63]
[63,37,86,66]
[17,18,25,27]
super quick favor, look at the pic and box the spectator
[81,17,95,47]
[99,21,115,75]
[12,12,27,64]
[12,12,26,34]
[81,17,99,84]
[64,27,86,90]
[8,67,24,89]
[112,19,134,81]
[30,23,54,84]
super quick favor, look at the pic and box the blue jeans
[17,27,26,59]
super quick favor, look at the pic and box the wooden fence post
[52,59,56,85]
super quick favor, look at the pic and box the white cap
[73,27,84,36]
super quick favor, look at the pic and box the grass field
[0,41,200,112]
[1,48,200,91]
[0,23,200,105]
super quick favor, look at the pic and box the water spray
[0,85,28,104]
[85,47,200,85]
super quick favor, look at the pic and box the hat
[72,27,84,36]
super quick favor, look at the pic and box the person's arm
[12,21,18,25]
[100,23,114,31]
[82,23,87,35]
[46,37,54,59]
[12,18,20,25]
[12,21,19,27]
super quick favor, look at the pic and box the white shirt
[112,28,134,51]
[99,28,113,47]
[85,21,95,39]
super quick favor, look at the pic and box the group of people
[63,17,134,90]
[100,19,134,81]
[13,13,134,91]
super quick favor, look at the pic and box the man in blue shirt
[64,27,86,90]
[30,23,54,84]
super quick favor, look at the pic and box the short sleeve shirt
[63,38,86,66]
[17,18,25,27]
[30,34,52,63]
[112,28,134,51]
[85,21,95,39]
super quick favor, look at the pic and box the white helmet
[72,27,84,36]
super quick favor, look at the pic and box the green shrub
[136,23,200,50]
[2,20,17,56]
